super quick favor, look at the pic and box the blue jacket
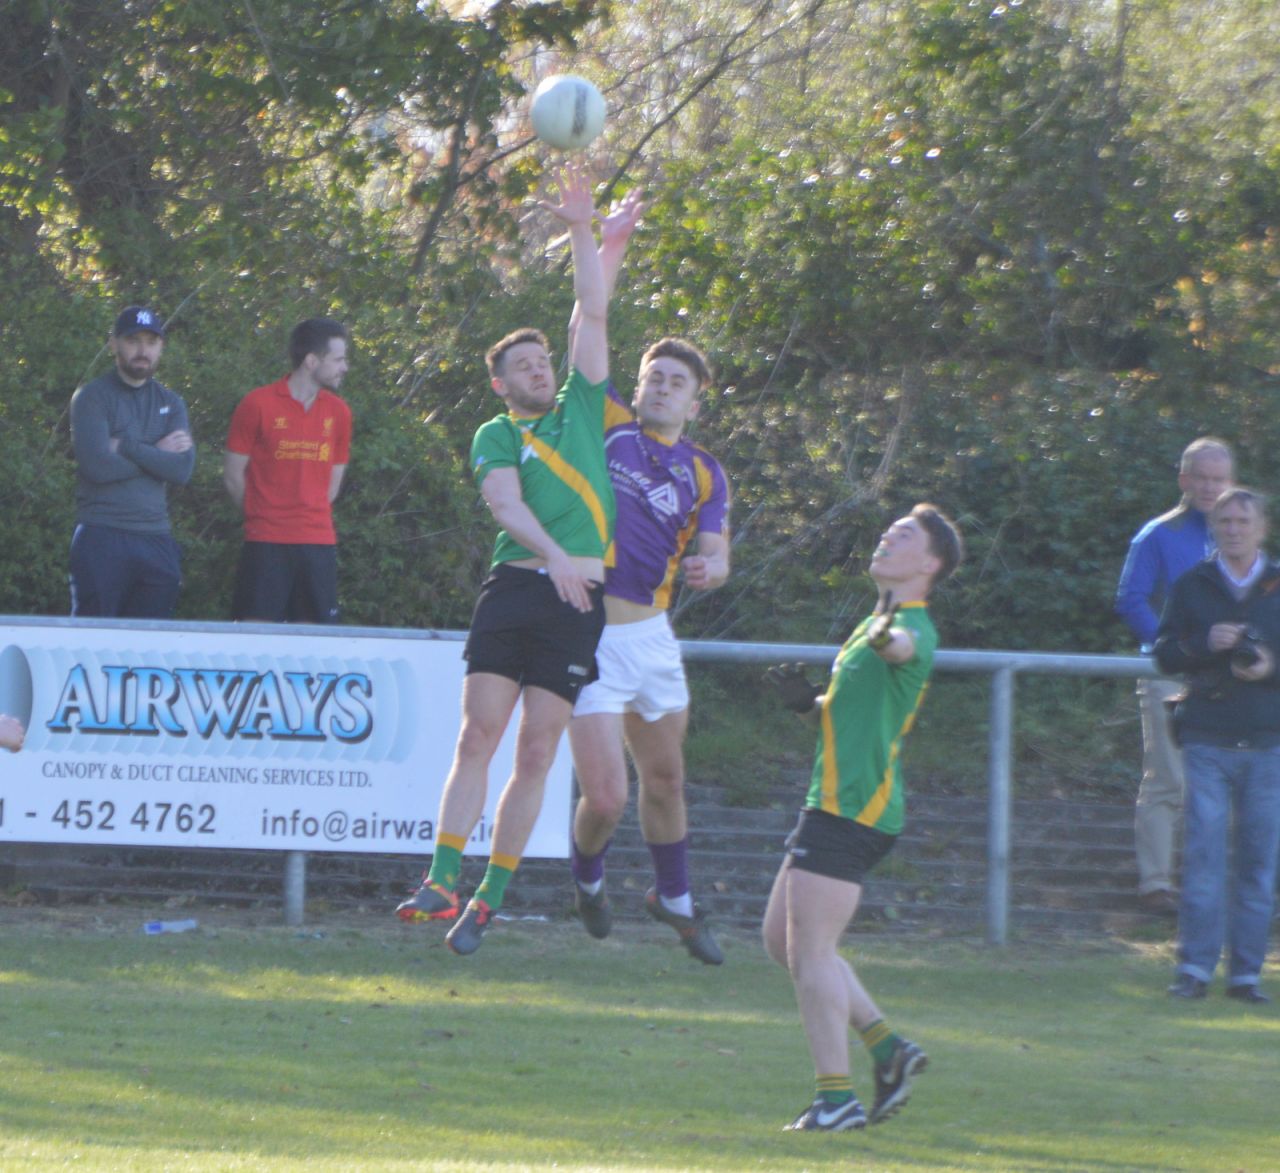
[1115,505,1214,650]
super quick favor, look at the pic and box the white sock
[661,892,693,918]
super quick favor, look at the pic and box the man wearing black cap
[68,306,195,618]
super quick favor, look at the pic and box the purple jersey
[604,385,730,609]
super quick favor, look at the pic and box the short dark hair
[289,318,349,371]
[486,328,550,378]
[911,503,963,586]
[640,337,712,390]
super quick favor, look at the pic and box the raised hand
[598,187,648,249]
[867,590,900,651]
[537,163,596,228]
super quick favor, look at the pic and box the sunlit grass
[1,909,1276,1170]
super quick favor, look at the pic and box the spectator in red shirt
[223,318,353,623]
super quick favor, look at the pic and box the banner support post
[283,850,306,926]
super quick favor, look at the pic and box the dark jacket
[70,369,195,533]
[1153,556,1280,748]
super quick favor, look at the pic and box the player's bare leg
[764,861,926,1127]
[568,710,629,937]
[439,673,523,837]
[631,709,688,844]
[763,862,871,1129]
[447,685,574,954]
[570,711,630,855]
[488,685,575,861]
[781,866,866,1072]
[397,672,519,922]
[630,709,723,963]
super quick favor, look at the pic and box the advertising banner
[0,619,572,857]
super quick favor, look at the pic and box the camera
[1230,626,1265,671]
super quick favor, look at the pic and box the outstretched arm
[539,165,608,384]
[567,188,647,363]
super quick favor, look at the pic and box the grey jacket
[71,369,195,532]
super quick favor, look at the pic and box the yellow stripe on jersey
[852,681,929,828]
[818,697,841,814]
[520,426,614,560]
[652,454,719,610]
[816,603,930,820]
[604,397,632,430]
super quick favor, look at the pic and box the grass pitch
[0,905,1276,1171]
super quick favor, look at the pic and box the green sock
[426,840,464,892]
[474,854,518,911]
[859,1018,900,1066]
[815,1074,854,1105]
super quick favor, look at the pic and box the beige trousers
[1135,676,1186,894]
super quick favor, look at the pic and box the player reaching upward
[763,504,962,1131]
[395,165,629,955]
[566,192,731,964]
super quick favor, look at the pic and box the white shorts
[573,613,689,722]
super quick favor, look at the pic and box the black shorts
[464,564,605,703]
[785,808,897,885]
[232,542,339,624]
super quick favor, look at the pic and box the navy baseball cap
[113,306,166,338]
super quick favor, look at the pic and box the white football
[530,75,606,151]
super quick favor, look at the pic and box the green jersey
[804,602,938,835]
[470,368,617,568]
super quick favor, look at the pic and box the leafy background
[4,0,1279,790]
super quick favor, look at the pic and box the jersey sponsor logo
[159,405,170,415]
[645,482,681,518]
[274,439,327,462]
[609,461,654,496]
[520,443,539,464]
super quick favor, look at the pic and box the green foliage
[5,0,1280,730]
[0,252,94,615]
[628,0,1280,652]
[0,0,603,626]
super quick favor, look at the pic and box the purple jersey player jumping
[566,191,731,964]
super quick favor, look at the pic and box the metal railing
[1,615,1157,944]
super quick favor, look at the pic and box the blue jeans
[1177,743,1280,987]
